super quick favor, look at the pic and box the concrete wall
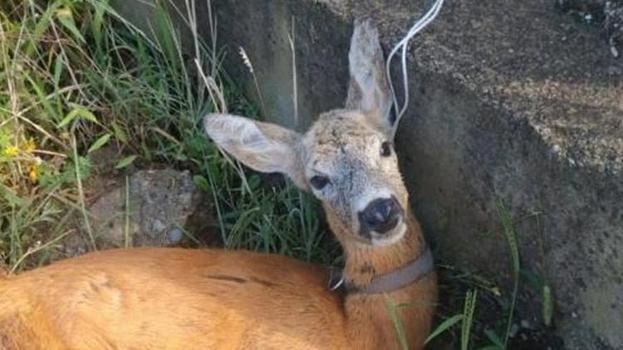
[112,1,623,348]
[213,0,351,131]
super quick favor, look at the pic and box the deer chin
[370,220,407,247]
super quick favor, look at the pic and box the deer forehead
[301,110,390,177]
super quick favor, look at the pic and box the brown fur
[0,212,435,349]
[0,19,437,349]
[0,250,346,349]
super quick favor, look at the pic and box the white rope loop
[386,0,445,140]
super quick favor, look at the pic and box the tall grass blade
[461,289,478,350]
[425,314,463,344]
[496,201,520,349]
[385,296,409,350]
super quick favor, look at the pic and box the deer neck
[326,209,436,349]
[325,209,427,285]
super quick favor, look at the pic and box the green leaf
[56,7,86,43]
[111,121,128,143]
[1,187,29,207]
[461,289,478,350]
[115,155,137,169]
[89,1,106,53]
[193,175,210,191]
[57,107,99,128]
[174,153,188,161]
[497,201,520,276]
[53,54,64,88]
[26,4,57,57]
[478,346,503,350]
[425,314,463,344]
[88,133,111,153]
[56,112,77,128]
[23,71,58,120]
[76,109,98,124]
[484,329,504,347]
[496,201,521,349]
[384,296,409,350]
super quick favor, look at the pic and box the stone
[557,0,623,57]
[112,0,623,348]
[605,1,623,57]
[88,169,212,248]
[166,228,184,244]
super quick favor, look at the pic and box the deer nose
[358,197,402,234]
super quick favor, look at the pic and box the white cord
[386,0,445,140]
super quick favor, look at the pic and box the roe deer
[0,20,437,350]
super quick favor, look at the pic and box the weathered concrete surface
[112,0,623,348]
[209,0,352,131]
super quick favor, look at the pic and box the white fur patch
[371,221,407,247]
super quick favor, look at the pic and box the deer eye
[381,141,392,157]
[310,176,330,190]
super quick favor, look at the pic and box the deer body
[0,20,437,349]
[0,214,434,350]
[0,249,345,349]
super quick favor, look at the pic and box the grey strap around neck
[329,247,434,294]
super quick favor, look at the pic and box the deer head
[204,20,407,247]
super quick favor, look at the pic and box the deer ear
[345,19,393,137]
[203,114,308,190]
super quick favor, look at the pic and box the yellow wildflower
[3,145,19,157]
[24,139,36,153]
[28,164,39,183]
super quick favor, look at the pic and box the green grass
[0,1,551,349]
[0,0,335,272]
[425,203,556,350]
